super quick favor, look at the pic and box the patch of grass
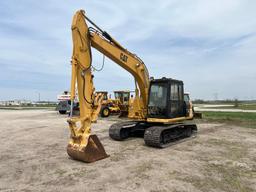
[207,138,248,160]
[204,104,256,110]
[130,161,153,179]
[135,162,153,173]
[238,104,256,110]
[55,169,67,176]
[201,111,256,128]
[110,153,126,162]
[184,164,254,192]
[179,159,255,192]
[209,164,254,192]
[203,111,256,120]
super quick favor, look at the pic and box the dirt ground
[0,110,255,192]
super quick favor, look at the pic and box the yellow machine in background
[67,10,197,163]
[97,90,131,117]
[113,90,131,117]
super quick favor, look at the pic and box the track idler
[67,134,109,163]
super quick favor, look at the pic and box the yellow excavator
[67,10,197,163]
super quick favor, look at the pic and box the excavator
[67,10,197,163]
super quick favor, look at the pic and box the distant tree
[193,99,207,104]
[234,99,239,108]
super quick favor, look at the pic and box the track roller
[109,121,138,140]
[144,124,197,148]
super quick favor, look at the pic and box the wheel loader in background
[113,90,131,117]
[58,90,131,117]
[67,10,197,163]
[97,90,131,117]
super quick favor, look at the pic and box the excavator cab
[148,78,185,119]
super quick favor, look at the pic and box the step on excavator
[67,10,197,163]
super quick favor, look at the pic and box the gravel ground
[0,110,255,192]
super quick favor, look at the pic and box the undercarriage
[109,121,197,148]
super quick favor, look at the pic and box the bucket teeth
[67,134,109,163]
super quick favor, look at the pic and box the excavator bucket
[67,134,109,163]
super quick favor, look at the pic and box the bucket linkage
[67,117,109,163]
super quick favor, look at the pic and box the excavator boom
[80,11,150,119]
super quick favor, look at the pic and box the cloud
[0,0,255,100]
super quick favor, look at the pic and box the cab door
[169,82,184,118]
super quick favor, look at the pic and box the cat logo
[120,53,128,63]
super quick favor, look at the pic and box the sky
[0,0,256,101]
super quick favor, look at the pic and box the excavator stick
[67,135,109,163]
[66,10,110,163]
